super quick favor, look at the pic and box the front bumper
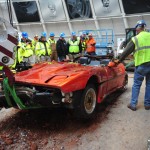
[0,77,78,110]
[1,78,64,109]
[0,90,9,108]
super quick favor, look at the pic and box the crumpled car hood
[15,62,94,92]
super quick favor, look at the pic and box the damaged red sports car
[0,56,128,118]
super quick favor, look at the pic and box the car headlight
[61,92,73,103]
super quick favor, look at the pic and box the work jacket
[18,41,33,58]
[32,39,38,52]
[10,45,24,69]
[35,40,51,56]
[132,31,150,66]
[56,38,67,57]
[86,38,96,53]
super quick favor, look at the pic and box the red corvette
[0,56,128,118]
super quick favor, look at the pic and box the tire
[75,84,97,119]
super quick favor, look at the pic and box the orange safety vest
[86,38,96,53]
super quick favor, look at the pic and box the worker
[56,32,67,61]
[48,32,58,61]
[31,35,39,63]
[80,31,88,55]
[116,20,150,111]
[35,32,51,62]
[11,32,34,69]
[86,33,96,55]
[21,32,34,63]
[32,35,39,49]
[82,31,89,42]
[67,32,82,61]
[10,44,20,69]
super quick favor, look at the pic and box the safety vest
[132,31,150,66]
[48,39,56,52]
[17,42,26,63]
[35,41,51,56]
[81,41,86,51]
[18,42,33,58]
[32,39,38,52]
[23,44,34,58]
[32,39,38,47]
[10,46,24,69]
[0,66,3,70]
[86,38,96,53]
[68,39,80,53]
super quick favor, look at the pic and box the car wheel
[75,84,97,119]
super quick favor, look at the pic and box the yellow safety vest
[48,39,56,52]
[68,39,80,53]
[23,44,34,58]
[132,31,150,66]
[0,66,3,70]
[35,41,51,56]
[18,42,33,58]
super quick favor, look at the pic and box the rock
[5,138,13,145]
[60,146,65,150]
[42,139,48,145]
[30,142,38,150]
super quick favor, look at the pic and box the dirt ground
[0,72,150,150]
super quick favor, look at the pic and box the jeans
[130,62,150,107]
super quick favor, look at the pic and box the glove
[108,59,120,67]
[108,61,116,67]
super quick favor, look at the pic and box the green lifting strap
[3,78,43,109]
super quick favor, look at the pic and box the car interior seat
[89,60,100,66]
[79,57,91,65]
[100,59,110,66]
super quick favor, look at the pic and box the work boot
[127,104,136,111]
[145,106,150,110]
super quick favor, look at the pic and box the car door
[105,65,118,93]
[106,63,125,93]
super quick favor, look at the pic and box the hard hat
[85,30,89,35]
[88,33,93,37]
[41,32,47,37]
[71,31,76,36]
[34,35,38,37]
[135,20,146,28]
[22,32,28,38]
[60,32,65,38]
[82,31,86,35]
[50,32,55,37]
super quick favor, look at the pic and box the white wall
[0,0,150,48]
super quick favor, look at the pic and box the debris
[30,142,38,150]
